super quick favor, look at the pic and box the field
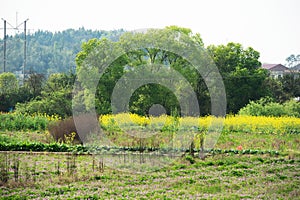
[0,113,299,199]
[0,152,299,199]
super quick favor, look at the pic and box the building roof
[262,63,289,71]
[262,64,278,70]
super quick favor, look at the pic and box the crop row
[0,141,280,156]
[0,142,84,152]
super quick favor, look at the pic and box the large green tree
[0,72,18,94]
[74,26,222,116]
[0,72,19,111]
[279,73,300,99]
[207,43,269,113]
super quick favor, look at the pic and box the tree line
[0,28,125,75]
[0,26,299,117]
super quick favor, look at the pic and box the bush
[239,97,300,117]
[284,100,300,117]
[48,113,100,144]
[48,117,79,144]
[15,90,72,118]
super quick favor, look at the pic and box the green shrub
[284,100,300,117]
[15,91,72,118]
[239,97,300,117]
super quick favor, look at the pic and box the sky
[1,0,300,64]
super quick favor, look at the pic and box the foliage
[0,141,85,152]
[0,112,59,131]
[15,73,75,118]
[0,28,124,113]
[207,43,261,74]
[0,73,20,112]
[0,72,75,115]
[262,78,291,102]
[15,93,70,117]
[286,54,300,68]
[0,138,287,156]
[261,74,300,103]
[75,26,220,116]
[1,27,297,117]
[239,97,300,117]
[0,72,18,94]
[0,28,125,75]
[280,73,300,98]
[207,42,270,113]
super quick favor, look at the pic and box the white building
[261,64,290,79]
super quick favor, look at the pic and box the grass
[0,130,299,199]
[215,131,300,153]
[0,153,299,199]
[0,131,54,144]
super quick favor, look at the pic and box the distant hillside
[0,28,125,75]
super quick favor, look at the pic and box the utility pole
[1,18,15,73]
[23,19,29,82]
[1,16,29,83]
[3,19,6,72]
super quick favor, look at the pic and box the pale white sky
[1,0,300,64]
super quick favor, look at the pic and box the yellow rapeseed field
[100,113,300,134]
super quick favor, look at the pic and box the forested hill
[0,28,125,75]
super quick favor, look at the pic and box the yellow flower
[98,113,300,135]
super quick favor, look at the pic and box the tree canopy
[1,26,298,117]
[207,43,269,113]
[74,30,268,116]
